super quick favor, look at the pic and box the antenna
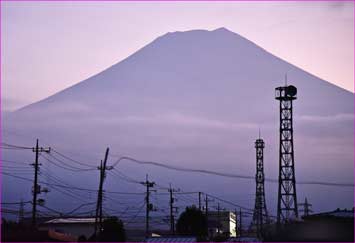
[258,128,261,139]
[275,83,298,224]
[251,136,268,237]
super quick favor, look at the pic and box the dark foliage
[176,206,208,238]
[264,217,354,242]
[1,218,58,242]
[96,217,126,242]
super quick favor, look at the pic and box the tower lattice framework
[252,137,269,236]
[275,85,299,224]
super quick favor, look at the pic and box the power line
[3,141,353,187]
[38,204,62,216]
[47,153,97,171]
[1,159,29,165]
[40,170,91,201]
[125,202,146,225]
[40,154,96,172]
[1,142,32,150]
[110,156,354,188]
[1,201,32,205]
[1,165,32,169]
[65,202,96,215]
[2,172,144,195]
[51,149,97,169]
[109,169,142,185]
[205,193,254,213]
[0,146,32,151]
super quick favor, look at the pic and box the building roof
[229,237,261,242]
[44,217,96,224]
[306,209,354,219]
[146,237,197,242]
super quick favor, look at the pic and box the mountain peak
[213,27,231,32]
[159,27,235,39]
[152,27,255,51]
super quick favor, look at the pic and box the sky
[1,1,354,111]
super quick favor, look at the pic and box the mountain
[3,28,354,217]
[15,28,353,117]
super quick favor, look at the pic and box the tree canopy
[176,206,208,238]
[96,217,126,242]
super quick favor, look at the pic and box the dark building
[265,208,354,242]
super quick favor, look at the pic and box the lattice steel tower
[252,134,269,237]
[275,85,298,224]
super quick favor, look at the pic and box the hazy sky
[1,1,354,111]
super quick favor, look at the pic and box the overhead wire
[51,149,97,169]
[1,142,32,150]
[110,155,354,188]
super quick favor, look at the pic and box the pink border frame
[0,0,354,243]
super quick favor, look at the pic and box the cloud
[327,1,352,10]
[100,112,258,131]
[298,113,354,123]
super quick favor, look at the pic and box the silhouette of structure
[299,197,312,217]
[18,199,24,224]
[251,134,269,237]
[31,139,51,226]
[142,174,156,237]
[95,148,111,237]
[275,85,298,224]
[169,184,179,234]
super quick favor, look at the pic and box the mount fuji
[3,28,354,217]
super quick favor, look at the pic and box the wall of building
[40,223,95,239]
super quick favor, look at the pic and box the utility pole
[142,174,155,238]
[217,203,220,234]
[31,139,50,226]
[204,194,214,238]
[169,184,178,235]
[198,192,202,211]
[95,148,111,238]
[239,208,242,237]
[205,194,209,238]
[170,186,174,235]
[234,208,238,237]
[205,194,209,220]
[18,199,24,224]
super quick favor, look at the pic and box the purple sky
[1,1,354,111]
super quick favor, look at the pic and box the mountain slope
[3,28,354,215]
[15,27,352,118]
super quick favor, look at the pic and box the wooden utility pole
[31,139,50,226]
[198,192,202,211]
[239,208,242,237]
[217,203,220,234]
[205,194,209,220]
[95,148,110,237]
[142,174,155,238]
[19,199,24,224]
[234,208,238,237]
[169,184,178,234]
[204,195,214,239]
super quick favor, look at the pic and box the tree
[176,206,208,238]
[97,217,126,242]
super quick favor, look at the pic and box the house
[39,217,96,241]
[207,211,237,238]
